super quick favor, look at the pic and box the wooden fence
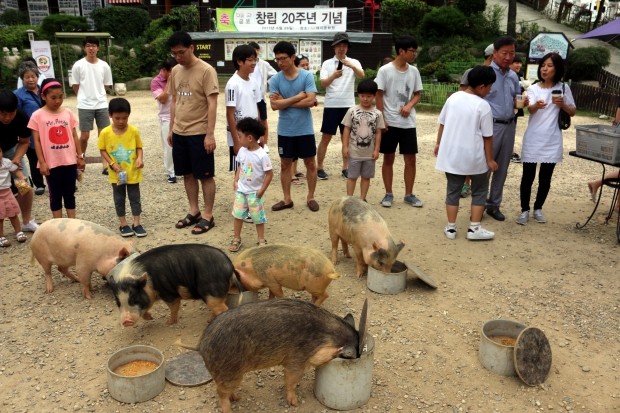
[570,82,618,117]
[596,69,620,94]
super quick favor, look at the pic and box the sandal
[176,212,202,229]
[192,217,215,235]
[228,238,242,252]
[0,236,9,247]
[256,239,268,246]
[295,172,305,178]
[16,232,27,243]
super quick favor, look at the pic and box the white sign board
[30,40,55,79]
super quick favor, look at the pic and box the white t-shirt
[236,146,272,194]
[436,91,494,175]
[0,158,19,190]
[375,62,423,128]
[70,58,113,110]
[320,56,362,108]
[225,73,260,146]
[521,82,575,164]
[251,59,277,99]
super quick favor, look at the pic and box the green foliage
[482,4,504,37]
[0,25,39,50]
[566,47,611,82]
[420,7,468,39]
[111,55,141,83]
[56,43,82,81]
[39,14,89,39]
[381,0,430,37]
[134,28,174,77]
[144,18,167,43]
[91,6,150,42]
[517,20,548,44]
[364,67,378,80]
[456,0,486,16]
[160,5,199,32]
[0,9,29,25]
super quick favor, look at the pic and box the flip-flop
[587,182,598,203]
[192,217,215,235]
[176,212,202,229]
[272,200,294,211]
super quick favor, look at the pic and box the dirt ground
[0,90,618,413]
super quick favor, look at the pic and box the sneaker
[341,169,348,179]
[102,168,109,175]
[460,184,471,198]
[167,175,177,184]
[444,225,457,240]
[467,225,495,240]
[511,153,521,163]
[132,225,147,237]
[119,225,134,237]
[264,144,270,153]
[516,210,529,226]
[34,187,45,195]
[243,215,254,224]
[381,193,394,207]
[533,209,546,223]
[317,169,329,180]
[22,220,39,232]
[404,194,423,207]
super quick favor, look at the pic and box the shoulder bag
[558,82,571,130]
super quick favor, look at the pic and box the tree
[593,0,606,29]
[507,0,517,38]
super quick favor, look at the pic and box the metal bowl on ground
[107,345,165,403]
[367,260,407,294]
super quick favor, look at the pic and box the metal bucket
[479,319,527,376]
[367,261,407,294]
[225,290,259,308]
[107,345,166,403]
[314,336,375,410]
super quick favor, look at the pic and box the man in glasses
[269,41,320,212]
[375,35,424,208]
[70,36,113,174]
[166,31,220,235]
[317,32,364,181]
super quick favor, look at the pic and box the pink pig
[30,218,132,299]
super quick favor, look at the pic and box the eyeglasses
[274,56,290,63]
[85,44,98,49]
[170,49,189,58]
[245,58,257,63]
[407,48,418,54]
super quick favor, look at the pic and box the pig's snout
[120,310,140,328]
[122,319,135,328]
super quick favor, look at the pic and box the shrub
[0,25,39,50]
[91,6,150,42]
[566,47,611,82]
[111,55,141,83]
[160,5,199,32]
[381,0,430,37]
[39,14,89,39]
[0,9,29,26]
[456,0,486,16]
[420,7,468,39]
[132,28,173,77]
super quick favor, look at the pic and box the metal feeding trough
[314,299,373,410]
[367,259,438,294]
[107,345,166,403]
[479,319,552,386]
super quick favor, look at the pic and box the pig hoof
[165,318,178,325]
[143,312,153,321]
[287,395,299,406]
[230,393,240,402]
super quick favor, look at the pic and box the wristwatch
[77,153,85,159]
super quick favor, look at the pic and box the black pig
[109,244,239,327]
[198,298,359,413]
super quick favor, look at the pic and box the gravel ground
[0,90,618,413]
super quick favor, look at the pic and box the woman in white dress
[516,53,576,225]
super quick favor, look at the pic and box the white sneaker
[467,225,495,240]
[264,144,270,153]
[22,220,39,232]
[444,225,457,240]
[533,209,546,223]
[516,211,529,226]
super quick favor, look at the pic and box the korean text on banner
[216,8,347,32]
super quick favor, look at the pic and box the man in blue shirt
[269,41,320,212]
[484,36,522,221]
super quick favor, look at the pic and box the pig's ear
[396,241,405,252]
[138,272,148,286]
[119,247,131,260]
[343,313,356,329]
[372,241,380,252]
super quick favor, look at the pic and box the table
[569,151,620,243]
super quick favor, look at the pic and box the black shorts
[277,134,316,160]
[172,133,215,179]
[380,126,418,155]
[320,107,348,136]
[229,146,237,172]
[257,99,267,121]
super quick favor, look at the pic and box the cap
[484,43,494,58]
[332,32,350,47]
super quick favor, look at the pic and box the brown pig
[328,196,404,277]
[233,244,339,305]
[197,299,360,413]
[30,218,132,299]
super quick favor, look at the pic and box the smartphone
[337,60,343,70]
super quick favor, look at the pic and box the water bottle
[118,171,127,185]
